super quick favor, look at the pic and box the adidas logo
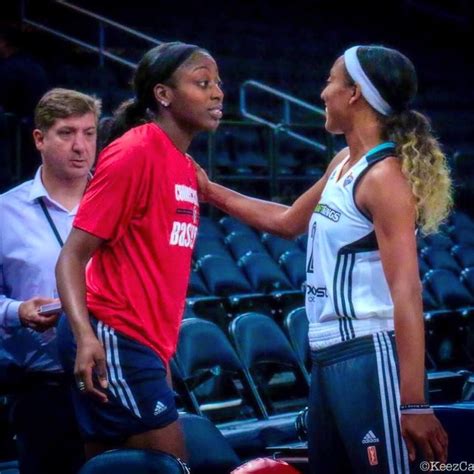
[154,401,167,416]
[362,430,380,444]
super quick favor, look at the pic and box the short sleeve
[74,141,146,243]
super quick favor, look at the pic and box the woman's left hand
[401,413,448,463]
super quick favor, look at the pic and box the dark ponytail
[103,99,149,147]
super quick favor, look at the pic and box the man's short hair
[34,88,102,131]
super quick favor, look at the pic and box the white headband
[343,46,393,116]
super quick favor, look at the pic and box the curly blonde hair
[382,110,453,234]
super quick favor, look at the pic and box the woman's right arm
[56,228,108,403]
[197,148,348,239]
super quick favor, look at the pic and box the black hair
[105,42,208,146]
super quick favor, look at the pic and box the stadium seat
[175,318,267,421]
[229,312,308,416]
[421,247,461,274]
[278,251,306,290]
[78,449,189,474]
[450,211,474,232]
[452,245,474,269]
[197,255,253,296]
[418,256,430,278]
[186,297,231,330]
[198,216,225,238]
[225,231,268,260]
[238,253,292,293]
[193,236,233,261]
[454,228,474,247]
[261,233,300,261]
[220,216,258,237]
[461,267,474,294]
[187,269,209,297]
[433,403,474,462]
[296,234,308,252]
[423,233,455,250]
[181,414,241,474]
[424,310,473,371]
[424,269,473,309]
[283,308,310,380]
[0,461,18,474]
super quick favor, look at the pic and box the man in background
[0,88,101,474]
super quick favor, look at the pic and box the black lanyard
[37,198,64,247]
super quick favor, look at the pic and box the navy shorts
[307,331,427,474]
[57,314,178,443]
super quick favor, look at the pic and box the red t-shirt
[74,123,199,363]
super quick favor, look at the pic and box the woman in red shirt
[56,42,223,462]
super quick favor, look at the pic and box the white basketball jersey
[306,142,397,350]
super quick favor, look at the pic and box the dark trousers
[9,376,84,474]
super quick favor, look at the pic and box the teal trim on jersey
[365,141,396,158]
[365,142,396,163]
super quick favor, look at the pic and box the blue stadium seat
[424,269,473,309]
[225,231,268,260]
[181,414,241,474]
[78,449,189,474]
[454,228,474,247]
[219,216,257,237]
[424,311,473,371]
[421,247,461,274]
[418,256,430,278]
[193,236,233,261]
[0,461,18,474]
[229,312,308,416]
[433,403,474,462]
[175,318,267,422]
[450,211,474,232]
[461,267,474,294]
[423,233,455,250]
[296,234,308,252]
[198,217,225,238]
[197,255,253,296]
[238,253,292,293]
[452,245,474,269]
[279,250,306,290]
[283,307,310,380]
[261,233,300,261]
[186,297,230,330]
[187,270,209,297]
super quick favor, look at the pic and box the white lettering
[169,221,198,248]
[175,185,198,205]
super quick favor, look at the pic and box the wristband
[400,403,433,415]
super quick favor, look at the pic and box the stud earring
[161,101,169,107]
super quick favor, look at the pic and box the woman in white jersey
[196,45,451,472]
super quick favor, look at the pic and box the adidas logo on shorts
[362,430,380,444]
[154,401,167,416]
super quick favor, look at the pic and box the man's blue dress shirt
[0,167,76,373]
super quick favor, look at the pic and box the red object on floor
[231,457,300,473]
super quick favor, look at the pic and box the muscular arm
[359,157,447,462]
[198,148,348,239]
[56,227,108,401]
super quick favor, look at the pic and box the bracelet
[400,403,433,415]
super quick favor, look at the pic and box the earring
[161,101,169,108]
